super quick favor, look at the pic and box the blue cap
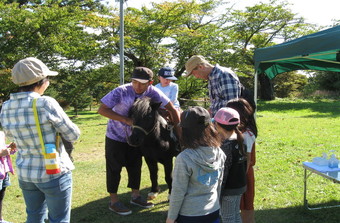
[158,67,177,80]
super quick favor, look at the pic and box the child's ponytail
[235,126,246,159]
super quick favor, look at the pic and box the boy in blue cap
[155,67,180,110]
[155,67,181,122]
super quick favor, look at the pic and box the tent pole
[254,71,258,120]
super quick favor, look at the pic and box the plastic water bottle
[312,152,328,166]
[319,152,328,166]
[328,154,339,168]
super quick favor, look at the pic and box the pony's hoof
[147,192,159,200]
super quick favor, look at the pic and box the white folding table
[303,162,340,210]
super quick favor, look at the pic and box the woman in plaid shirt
[0,57,80,223]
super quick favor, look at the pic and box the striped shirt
[0,92,80,183]
[208,64,241,116]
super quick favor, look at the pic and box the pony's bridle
[130,114,162,136]
[125,122,157,147]
[126,115,170,147]
[131,123,157,135]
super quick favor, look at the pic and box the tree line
[0,0,338,113]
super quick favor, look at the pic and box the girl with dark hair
[166,106,226,223]
[227,98,257,223]
[213,107,247,223]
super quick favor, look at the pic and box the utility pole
[115,0,126,85]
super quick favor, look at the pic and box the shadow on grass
[71,186,170,223]
[255,201,340,223]
[258,100,340,117]
[72,189,340,223]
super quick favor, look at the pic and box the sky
[110,0,340,26]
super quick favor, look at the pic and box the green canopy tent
[253,25,340,102]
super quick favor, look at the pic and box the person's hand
[8,142,17,154]
[0,148,11,157]
[123,117,133,126]
[165,218,176,223]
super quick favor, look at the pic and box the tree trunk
[259,73,275,100]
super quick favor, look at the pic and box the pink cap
[213,107,240,125]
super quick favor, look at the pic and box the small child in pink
[0,131,16,223]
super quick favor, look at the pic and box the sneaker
[109,201,132,216]
[147,191,159,200]
[147,187,161,200]
[130,196,154,208]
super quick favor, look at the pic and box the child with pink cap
[227,98,257,223]
[213,107,247,223]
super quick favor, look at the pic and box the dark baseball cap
[131,67,154,83]
[180,106,211,128]
[158,67,177,80]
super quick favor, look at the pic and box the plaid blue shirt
[0,92,80,183]
[208,64,241,116]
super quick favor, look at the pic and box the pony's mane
[130,97,153,118]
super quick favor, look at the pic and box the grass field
[3,98,340,223]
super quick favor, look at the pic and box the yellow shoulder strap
[33,98,46,154]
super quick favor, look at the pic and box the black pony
[127,97,179,199]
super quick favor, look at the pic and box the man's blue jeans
[18,172,72,223]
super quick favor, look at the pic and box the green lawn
[4,99,340,223]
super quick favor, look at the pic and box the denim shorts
[0,173,11,189]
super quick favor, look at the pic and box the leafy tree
[313,71,340,91]
[220,0,318,100]
[3,0,40,6]
[133,0,316,100]
[0,0,323,107]
[4,0,104,10]
[0,1,112,108]
[114,0,231,96]
[176,76,208,107]
[273,71,308,98]
[0,68,17,102]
